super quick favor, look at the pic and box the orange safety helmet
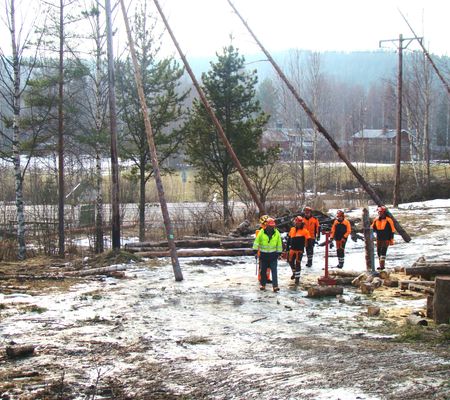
[336,210,345,218]
[303,206,312,213]
[377,206,387,215]
[294,216,304,225]
[266,218,276,227]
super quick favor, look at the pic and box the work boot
[295,278,300,285]
[307,259,312,268]
[259,285,266,291]
[273,287,280,292]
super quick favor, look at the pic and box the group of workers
[252,206,396,292]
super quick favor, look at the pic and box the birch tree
[0,0,45,259]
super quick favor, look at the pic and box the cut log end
[5,345,36,359]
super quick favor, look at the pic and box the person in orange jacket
[371,206,396,270]
[330,210,351,269]
[255,215,272,283]
[302,206,320,267]
[286,216,311,284]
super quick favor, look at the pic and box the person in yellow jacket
[255,215,272,283]
[286,216,311,285]
[371,206,396,270]
[302,206,320,268]
[330,210,351,269]
[252,218,282,292]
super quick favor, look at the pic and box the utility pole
[105,0,121,250]
[379,34,419,207]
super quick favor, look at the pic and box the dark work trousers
[259,252,278,287]
[306,238,315,266]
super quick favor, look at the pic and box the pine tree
[185,45,269,226]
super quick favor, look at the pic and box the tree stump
[433,276,450,324]
[426,295,434,319]
[306,286,343,298]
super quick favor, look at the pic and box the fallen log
[6,345,36,359]
[329,270,360,278]
[406,314,428,326]
[334,277,354,286]
[399,280,435,291]
[125,238,253,251]
[0,274,65,281]
[64,265,127,277]
[433,276,450,324]
[306,285,343,298]
[404,265,450,276]
[408,283,435,294]
[125,239,222,249]
[136,248,254,258]
[352,273,368,287]
[220,239,254,248]
[383,279,399,288]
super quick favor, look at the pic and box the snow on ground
[0,200,449,399]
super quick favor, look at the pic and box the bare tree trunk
[423,58,431,193]
[95,147,104,253]
[57,0,65,257]
[223,173,230,228]
[94,4,104,254]
[139,163,146,242]
[105,0,121,250]
[10,0,26,260]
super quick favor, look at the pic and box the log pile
[404,256,450,279]
[125,237,254,258]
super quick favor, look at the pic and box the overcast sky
[154,0,449,58]
[0,0,448,59]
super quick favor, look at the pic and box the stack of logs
[404,256,450,325]
[327,256,450,325]
[124,237,254,258]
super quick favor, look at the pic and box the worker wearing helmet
[302,206,320,268]
[371,206,396,270]
[330,210,352,269]
[255,215,272,283]
[285,216,311,285]
[252,217,282,292]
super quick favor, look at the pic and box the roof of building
[352,129,414,139]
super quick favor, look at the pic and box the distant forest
[215,49,450,150]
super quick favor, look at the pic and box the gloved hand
[329,240,334,249]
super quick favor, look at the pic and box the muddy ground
[0,202,450,399]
